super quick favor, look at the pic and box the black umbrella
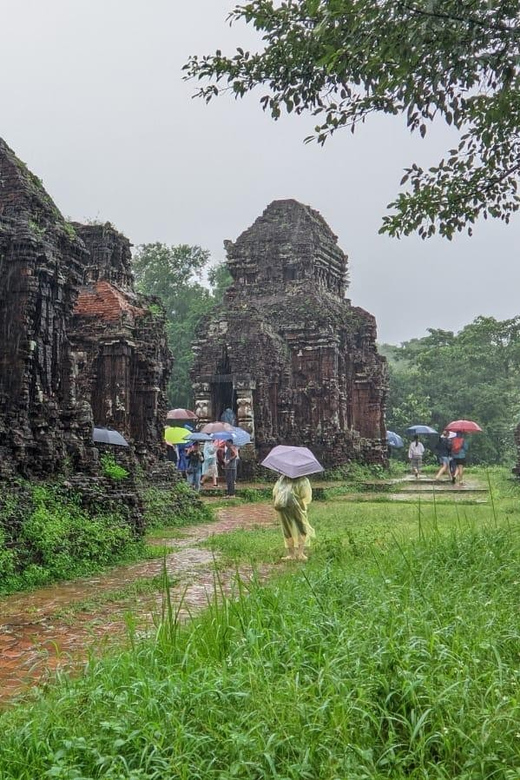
[93,427,129,447]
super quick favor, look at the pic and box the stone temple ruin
[71,223,171,465]
[0,138,171,480]
[191,199,388,472]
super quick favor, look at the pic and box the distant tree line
[132,243,231,408]
[382,316,520,465]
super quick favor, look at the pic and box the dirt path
[0,503,277,704]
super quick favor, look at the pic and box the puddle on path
[0,504,277,704]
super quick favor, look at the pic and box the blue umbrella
[406,425,438,435]
[386,431,404,448]
[210,426,251,447]
[186,432,213,442]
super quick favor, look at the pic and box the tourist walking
[201,440,218,487]
[408,435,425,478]
[434,430,452,480]
[224,439,239,497]
[186,442,204,492]
[451,433,467,485]
[273,474,315,561]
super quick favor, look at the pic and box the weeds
[100,453,129,481]
[0,484,141,595]
[142,483,213,530]
[2,521,520,778]
[2,469,520,778]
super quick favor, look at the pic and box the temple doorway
[210,377,237,423]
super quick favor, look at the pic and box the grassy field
[203,467,515,566]
[1,468,520,779]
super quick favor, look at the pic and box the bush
[0,483,141,595]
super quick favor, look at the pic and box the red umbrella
[200,421,234,434]
[445,420,483,433]
[166,408,198,421]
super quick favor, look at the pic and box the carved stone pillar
[193,381,212,428]
[235,376,256,440]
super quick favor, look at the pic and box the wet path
[0,504,277,704]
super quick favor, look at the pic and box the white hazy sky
[1,0,519,344]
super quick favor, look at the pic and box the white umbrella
[261,445,324,478]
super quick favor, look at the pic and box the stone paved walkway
[0,503,277,704]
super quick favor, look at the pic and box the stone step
[398,486,487,493]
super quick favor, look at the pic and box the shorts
[453,458,466,466]
[438,456,450,466]
[410,457,422,470]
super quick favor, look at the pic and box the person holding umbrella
[201,440,218,487]
[450,433,468,485]
[186,441,204,491]
[408,435,425,478]
[273,475,315,561]
[261,445,323,562]
[434,430,453,481]
[223,438,239,497]
[445,420,482,485]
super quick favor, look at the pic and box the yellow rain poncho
[272,475,315,548]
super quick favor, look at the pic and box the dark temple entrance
[210,375,237,422]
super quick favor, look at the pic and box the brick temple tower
[191,199,388,471]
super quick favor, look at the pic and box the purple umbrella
[261,445,324,478]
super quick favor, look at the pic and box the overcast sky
[2,0,519,345]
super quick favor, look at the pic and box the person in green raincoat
[272,474,315,561]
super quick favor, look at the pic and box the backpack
[451,437,465,456]
[273,481,298,511]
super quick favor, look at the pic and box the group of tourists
[179,438,240,498]
[408,430,468,484]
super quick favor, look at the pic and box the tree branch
[402,3,520,36]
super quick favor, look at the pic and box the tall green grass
[203,496,512,566]
[2,511,520,778]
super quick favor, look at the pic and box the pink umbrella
[445,420,483,433]
[261,445,324,478]
[200,421,234,434]
[166,408,198,421]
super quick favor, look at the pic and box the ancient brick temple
[0,139,94,476]
[191,199,388,471]
[70,223,171,463]
[0,138,171,478]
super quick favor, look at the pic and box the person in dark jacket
[435,430,453,481]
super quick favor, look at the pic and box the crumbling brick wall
[0,139,95,477]
[0,139,171,481]
[70,223,172,464]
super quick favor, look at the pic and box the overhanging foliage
[185,1,520,239]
